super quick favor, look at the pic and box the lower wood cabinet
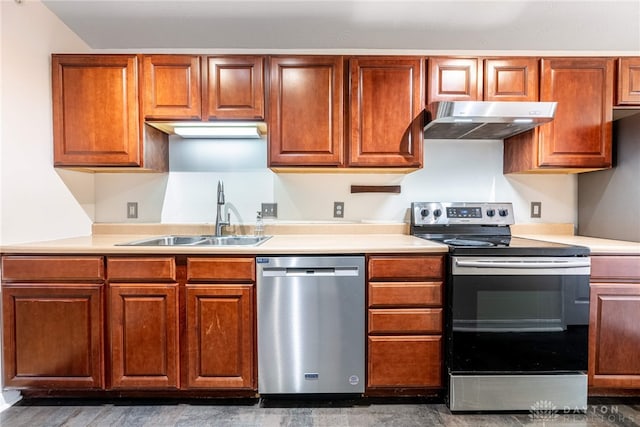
[108,283,180,389]
[1,255,257,394]
[589,255,640,393]
[368,336,442,388]
[366,255,444,394]
[1,256,105,389]
[185,285,255,389]
[2,284,104,389]
[107,256,179,389]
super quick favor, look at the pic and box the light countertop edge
[513,234,640,255]
[0,234,449,255]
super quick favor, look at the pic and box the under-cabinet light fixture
[173,126,262,139]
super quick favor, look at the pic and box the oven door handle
[455,260,591,269]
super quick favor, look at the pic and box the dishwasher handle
[261,266,360,277]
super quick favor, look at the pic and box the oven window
[448,274,589,373]
[454,276,566,332]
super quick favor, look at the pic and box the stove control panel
[411,202,515,226]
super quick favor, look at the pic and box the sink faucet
[215,180,230,236]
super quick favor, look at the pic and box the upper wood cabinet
[268,56,345,167]
[142,55,202,120]
[428,57,538,103]
[483,57,539,101]
[203,56,265,120]
[52,54,156,169]
[617,57,640,105]
[504,57,614,173]
[142,55,265,121]
[348,57,424,168]
[427,57,481,103]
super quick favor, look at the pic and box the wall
[95,137,578,226]
[0,1,581,243]
[578,114,640,242]
[0,0,94,245]
[0,0,96,408]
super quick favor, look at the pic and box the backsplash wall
[94,138,577,226]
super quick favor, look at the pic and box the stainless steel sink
[197,236,270,246]
[117,235,271,247]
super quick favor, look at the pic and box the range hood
[423,101,557,140]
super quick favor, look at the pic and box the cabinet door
[368,335,442,388]
[268,56,344,166]
[504,57,614,173]
[348,57,424,167]
[109,284,179,389]
[484,58,539,101]
[142,55,201,120]
[617,57,640,105]
[203,56,264,119]
[52,54,140,166]
[427,57,481,103]
[538,57,613,169]
[185,285,255,389]
[589,283,640,389]
[2,284,104,389]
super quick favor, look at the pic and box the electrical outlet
[334,201,344,218]
[127,202,138,219]
[530,201,542,218]
[261,203,278,219]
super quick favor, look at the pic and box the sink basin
[196,236,270,246]
[117,235,271,247]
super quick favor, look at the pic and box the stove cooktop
[410,202,589,257]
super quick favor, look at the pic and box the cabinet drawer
[368,309,442,334]
[107,257,176,282]
[369,282,442,307]
[368,256,443,281]
[368,335,442,388]
[187,257,255,282]
[591,256,640,282]
[1,256,104,282]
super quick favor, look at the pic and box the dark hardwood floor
[0,397,638,426]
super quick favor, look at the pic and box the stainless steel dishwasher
[257,256,365,395]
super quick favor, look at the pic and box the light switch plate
[127,202,138,219]
[261,203,277,219]
[530,201,542,218]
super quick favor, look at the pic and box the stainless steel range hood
[423,101,557,140]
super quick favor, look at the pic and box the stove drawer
[368,308,443,334]
[368,281,442,307]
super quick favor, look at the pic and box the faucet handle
[217,180,225,204]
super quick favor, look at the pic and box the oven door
[448,256,591,374]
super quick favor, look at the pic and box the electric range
[410,202,591,412]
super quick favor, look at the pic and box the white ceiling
[41,0,640,52]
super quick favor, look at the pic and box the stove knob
[486,209,495,217]
[498,209,509,217]
[420,208,430,217]
[433,209,442,218]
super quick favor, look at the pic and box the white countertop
[0,233,447,255]
[513,234,640,255]
[2,223,638,255]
